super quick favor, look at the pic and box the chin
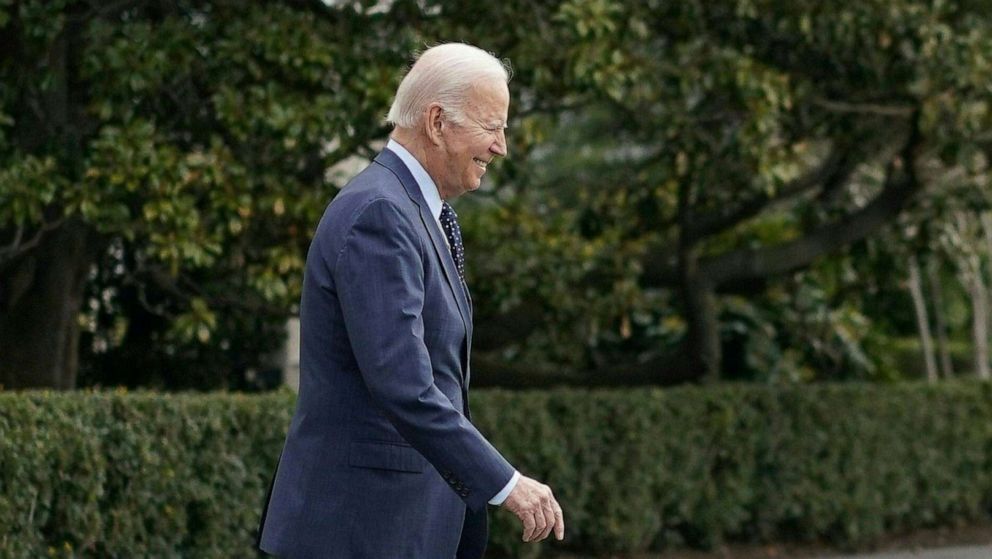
[456,181,481,196]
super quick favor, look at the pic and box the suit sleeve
[333,198,515,511]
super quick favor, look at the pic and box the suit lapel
[373,149,473,348]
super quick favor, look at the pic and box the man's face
[436,80,509,199]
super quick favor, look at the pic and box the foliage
[3,384,992,557]
[1,0,418,387]
[2,0,992,386]
[0,389,293,558]
[444,0,992,379]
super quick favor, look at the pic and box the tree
[453,0,992,382]
[0,1,414,388]
[943,210,992,379]
[906,252,938,382]
[3,1,991,388]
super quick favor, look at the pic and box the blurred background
[2,0,991,393]
[2,0,992,557]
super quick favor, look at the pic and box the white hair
[386,43,511,129]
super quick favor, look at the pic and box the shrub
[2,383,991,558]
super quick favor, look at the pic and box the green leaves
[0,390,296,557]
[6,385,992,556]
[557,0,621,39]
[2,0,990,385]
[0,155,62,227]
[171,298,217,344]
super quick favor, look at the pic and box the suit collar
[374,148,424,208]
[385,139,444,222]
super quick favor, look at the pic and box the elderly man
[257,43,564,558]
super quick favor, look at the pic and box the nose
[490,128,507,157]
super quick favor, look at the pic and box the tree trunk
[982,213,992,347]
[982,212,992,289]
[0,219,96,389]
[679,245,721,383]
[907,254,938,382]
[964,253,991,380]
[926,257,954,377]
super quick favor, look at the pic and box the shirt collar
[386,138,443,222]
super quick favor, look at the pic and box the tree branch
[812,97,916,117]
[1,226,24,258]
[515,99,589,119]
[686,146,854,242]
[0,217,69,270]
[701,110,923,287]
[640,147,859,289]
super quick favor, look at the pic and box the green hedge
[0,390,292,558]
[2,384,992,558]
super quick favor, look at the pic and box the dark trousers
[455,505,488,559]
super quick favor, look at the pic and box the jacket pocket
[348,441,428,473]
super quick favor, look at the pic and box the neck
[390,128,447,199]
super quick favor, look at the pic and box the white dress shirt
[385,139,521,506]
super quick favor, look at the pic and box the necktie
[439,202,466,282]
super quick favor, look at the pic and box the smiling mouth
[473,158,489,170]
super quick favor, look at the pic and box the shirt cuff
[488,470,520,506]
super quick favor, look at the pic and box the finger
[553,501,565,540]
[531,508,547,542]
[522,510,537,542]
[539,500,555,540]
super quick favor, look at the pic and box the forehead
[464,80,509,122]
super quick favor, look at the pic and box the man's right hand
[501,475,565,543]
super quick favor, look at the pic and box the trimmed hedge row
[2,383,992,558]
[0,390,291,558]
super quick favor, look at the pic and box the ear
[424,103,445,146]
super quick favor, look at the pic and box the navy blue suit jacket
[258,149,515,558]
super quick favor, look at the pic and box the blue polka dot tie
[439,202,465,282]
